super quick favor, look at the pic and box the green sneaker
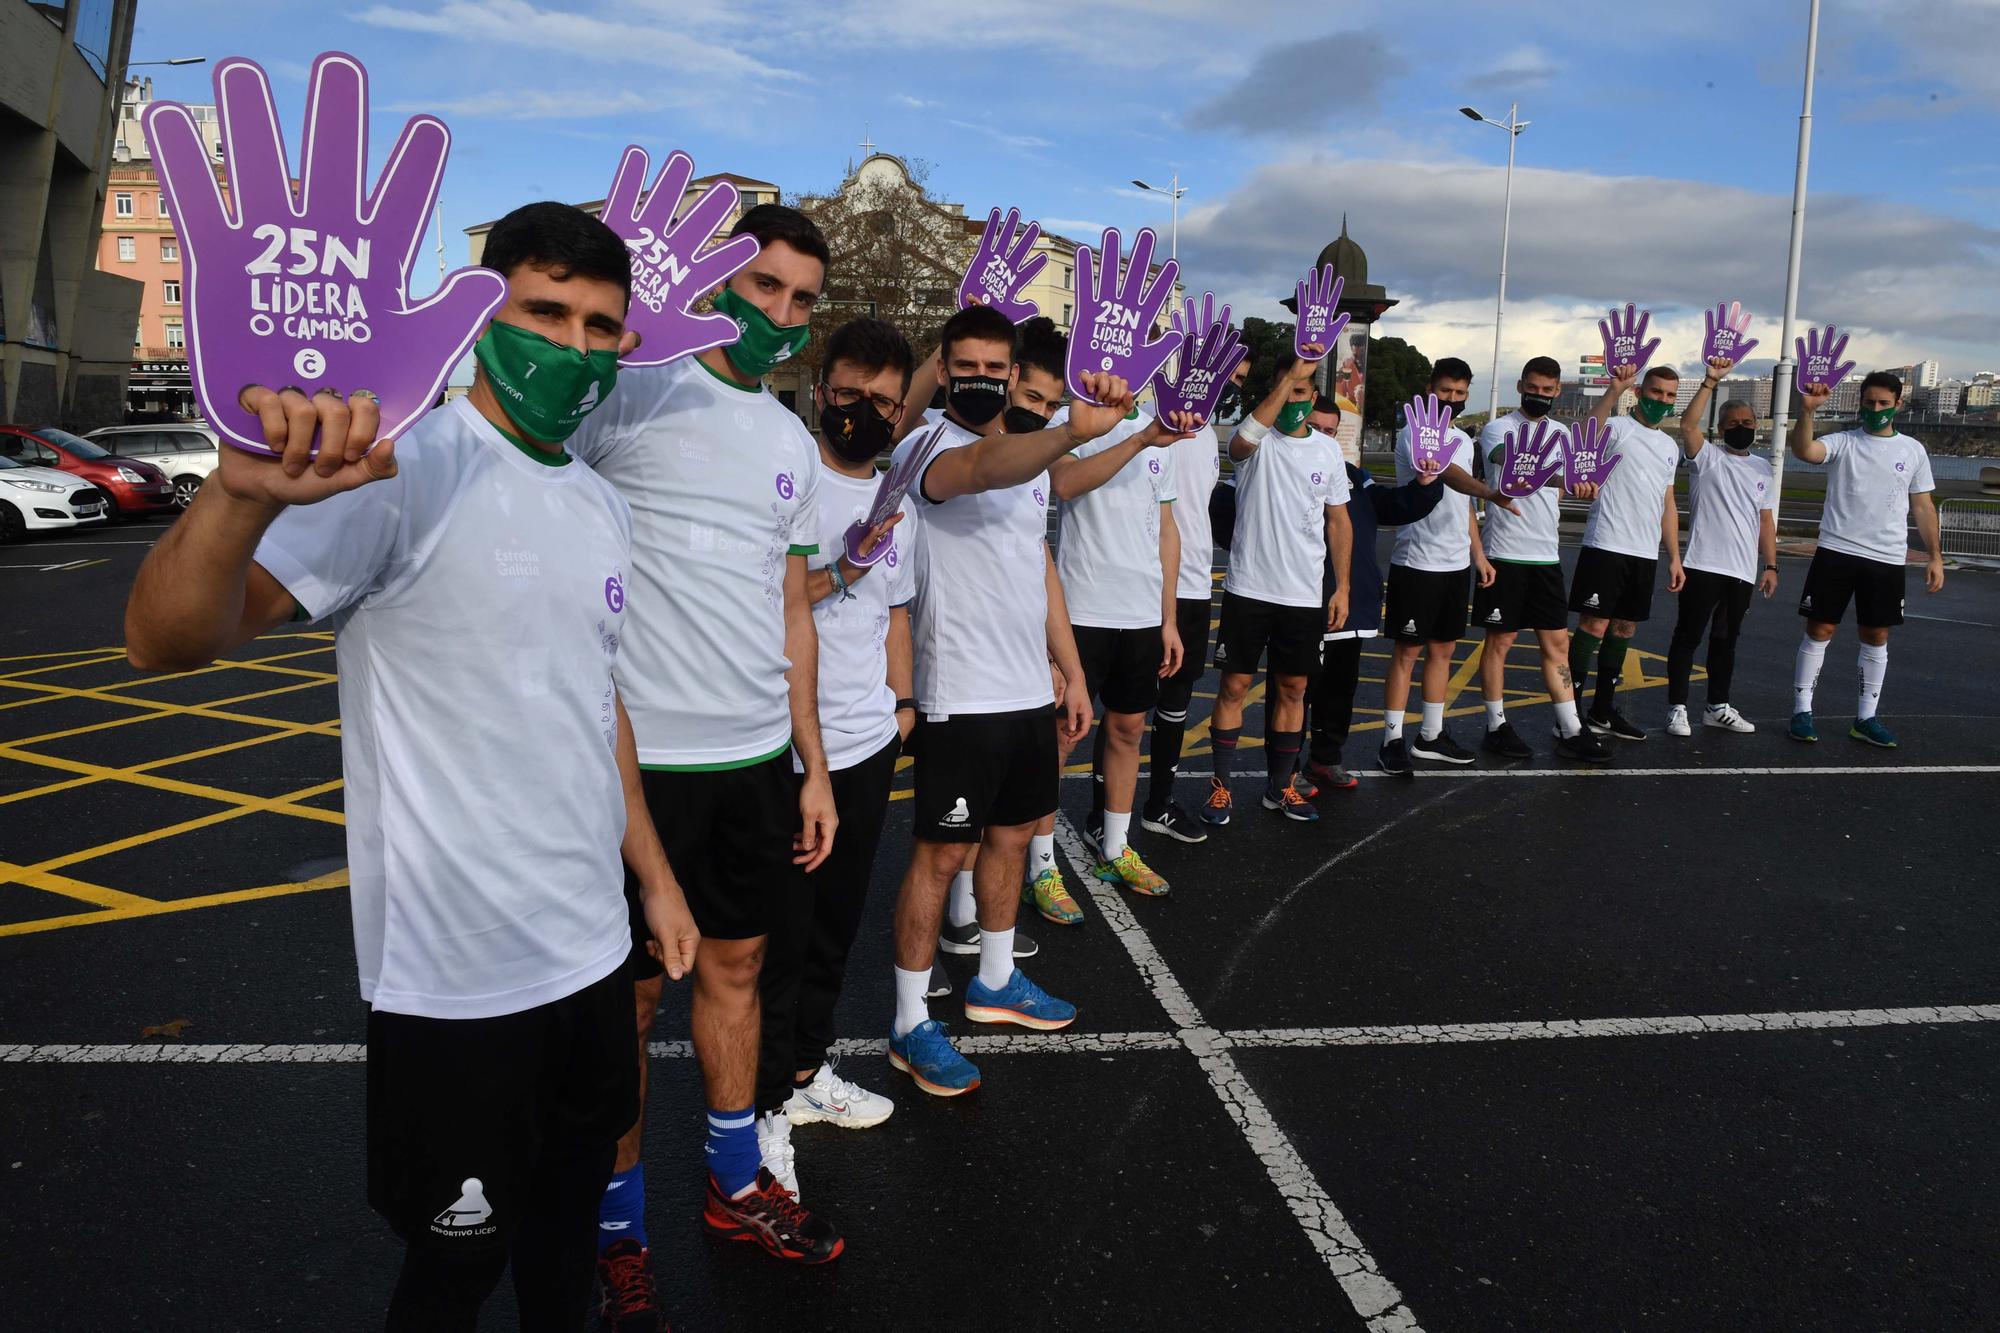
[1789,711,1818,743]
[1849,716,1898,748]
[1091,846,1170,897]
[1022,867,1083,925]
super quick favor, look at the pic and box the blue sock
[705,1106,760,1197]
[597,1163,647,1252]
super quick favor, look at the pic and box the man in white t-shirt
[122,203,698,1329]
[1568,361,1686,742]
[1206,347,1352,826]
[1787,368,1945,748]
[1665,354,1779,736]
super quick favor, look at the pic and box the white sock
[1383,709,1405,741]
[1101,809,1132,860]
[946,870,977,928]
[977,927,1015,991]
[1027,833,1055,875]
[892,965,930,1038]
[1553,698,1582,738]
[1419,701,1444,740]
[1794,634,1828,712]
[1856,642,1887,720]
[1484,699,1506,731]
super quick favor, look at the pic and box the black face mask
[1519,392,1556,419]
[1004,404,1051,435]
[947,375,1009,427]
[820,393,894,464]
[1721,424,1757,452]
[1216,385,1243,416]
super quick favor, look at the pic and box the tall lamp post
[1768,0,1821,498]
[1131,173,1186,264]
[1460,104,1528,423]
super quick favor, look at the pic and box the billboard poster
[1320,319,1368,464]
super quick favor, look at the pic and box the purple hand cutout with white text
[1403,393,1464,475]
[1563,416,1622,488]
[1701,301,1759,365]
[1294,264,1350,356]
[143,53,507,457]
[1795,324,1855,392]
[1066,227,1182,403]
[602,147,762,368]
[1597,303,1660,375]
[958,207,1047,322]
[1151,294,1246,423]
[846,423,949,566]
[1498,418,1565,497]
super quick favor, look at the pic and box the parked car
[0,426,174,519]
[0,454,111,542]
[84,421,222,510]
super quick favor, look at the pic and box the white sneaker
[755,1110,799,1198]
[1665,705,1691,737]
[785,1061,895,1130]
[1704,703,1756,733]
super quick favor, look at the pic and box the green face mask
[1633,396,1673,427]
[473,320,619,445]
[714,287,811,379]
[1860,405,1898,432]
[1277,397,1313,433]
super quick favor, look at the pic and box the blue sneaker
[963,968,1077,1031]
[887,1019,980,1097]
[1849,716,1898,748]
[1789,711,1818,743]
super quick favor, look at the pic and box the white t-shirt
[1391,422,1474,572]
[1478,412,1568,564]
[254,399,633,1021]
[571,356,821,768]
[1816,429,1936,566]
[1224,425,1349,608]
[1058,412,1177,629]
[901,416,1056,716]
[1168,422,1221,602]
[1684,445,1776,583]
[1582,415,1679,559]
[807,466,914,772]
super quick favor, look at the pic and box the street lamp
[128,57,207,66]
[1131,174,1186,264]
[1459,103,1528,422]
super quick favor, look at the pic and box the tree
[1238,316,1297,410]
[1364,335,1431,430]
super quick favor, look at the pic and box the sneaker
[755,1112,798,1199]
[1665,704,1691,737]
[1200,776,1233,825]
[1262,784,1320,822]
[1306,759,1359,791]
[1704,703,1756,734]
[1377,736,1414,777]
[596,1239,665,1333]
[1012,930,1038,959]
[1290,769,1319,800]
[1849,716,1898,748]
[1480,721,1533,760]
[963,968,1077,1031]
[938,920,981,956]
[1410,727,1475,765]
[1553,728,1613,764]
[1586,708,1647,741]
[1023,866,1085,925]
[785,1061,894,1130]
[1141,800,1209,843]
[1081,812,1103,856]
[1093,846,1170,896]
[1789,710,1818,743]
[887,1018,980,1096]
[925,962,952,999]
[702,1168,842,1264]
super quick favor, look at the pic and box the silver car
[83,422,222,510]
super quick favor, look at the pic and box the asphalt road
[2,512,1997,1331]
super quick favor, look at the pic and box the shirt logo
[1032,486,1046,507]
[1310,472,1324,485]
[1149,457,1161,473]
[1895,461,1907,472]
[776,471,796,499]
[884,545,899,568]
[605,573,625,613]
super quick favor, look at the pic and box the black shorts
[908,706,1058,841]
[1800,547,1906,628]
[1215,591,1323,678]
[367,961,636,1253]
[1384,565,1471,643]
[1156,596,1213,716]
[1472,561,1568,633]
[1568,546,1657,622]
[625,748,800,958]
[1073,623,1163,715]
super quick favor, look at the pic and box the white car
[0,455,111,541]
[84,422,222,510]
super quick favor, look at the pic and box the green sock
[1593,635,1632,716]
[1568,630,1602,699]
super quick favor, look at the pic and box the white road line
[1224,1004,2000,1048]
[1055,813,1424,1333]
[1905,612,2000,628]
[1074,764,2000,783]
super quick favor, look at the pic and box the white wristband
[1235,417,1270,446]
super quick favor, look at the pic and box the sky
[132,0,2000,402]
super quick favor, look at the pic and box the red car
[0,426,175,519]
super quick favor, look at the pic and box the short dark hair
[729,203,831,267]
[482,201,630,300]
[824,317,914,393]
[1859,370,1903,401]
[1431,357,1473,386]
[1642,365,1680,386]
[1521,355,1562,382]
[1313,394,1341,417]
[1013,315,1067,384]
[939,303,1017,362]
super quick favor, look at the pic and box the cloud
[1469,43,1561,92]
[1042,217,1112,239]
[1837,0,2000,107]
[946,119,1052,152]
[1189,30,1404,134]
[386,89,668,121]
[892,94,937,109]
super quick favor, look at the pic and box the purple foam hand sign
[142,53,506,458]
[1701,301,1759,365]
[1294,264,1350,356]
[1151,296,1247,422]
[1562,416,1623,489]
[958,207,1047,322]
[1597,303,1661,375]
[1404,393,1464,475]
[1498,418,1565,497]
[602,147,762,369]
[845,422,948,566]
[1066,226,1183,403]
[1795,324,1856,393]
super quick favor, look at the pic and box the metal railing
[1938,497,2000,562]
